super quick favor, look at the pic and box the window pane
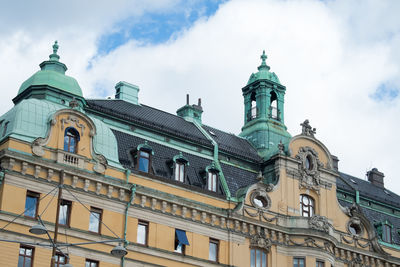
[24,257,31,267]
[89,211,100,232]
[256,250,260,267]
[69,137,76,153]
[299,258,304,267]
[251,249,255,267]
[137,223,147,244]
[139,157,149,172]
[25,248,32,256]
[18,256,24,267]
[209,242,217,261]
[64,136,69,151]
[85,261,90,267]
[59,203,69,225]
[25,195,38,217]
[262,252,266,267]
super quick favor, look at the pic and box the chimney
[367,168,384,188]
[176,94,203,124]
[115,81,140,105]
[331,155,339,172]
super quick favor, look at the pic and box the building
[0,42,399,267]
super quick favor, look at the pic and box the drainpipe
[0,170,4,186]
[121,169,136,267]
[355,190,360,204]
[192,121,231,199]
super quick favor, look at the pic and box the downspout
[355,190,360,204]
[121,169,136,267]
[192,121,231,199]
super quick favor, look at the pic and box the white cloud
[1,0,400,193]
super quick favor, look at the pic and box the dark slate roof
[338,172,400,209]
[112,129,259,197]
[86,99,261,162]
[339,200,400,245]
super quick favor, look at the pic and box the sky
[0,0,399,194]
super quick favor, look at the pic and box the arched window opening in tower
[270,91,278,120]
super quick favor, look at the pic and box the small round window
[348,222,362,235]
[253,196,268,208]
[305,155,313,170]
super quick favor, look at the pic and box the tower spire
[258,50,270,71]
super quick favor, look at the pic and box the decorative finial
[49,40,60,61]
[53,41,59,54]
[258,50,270,71]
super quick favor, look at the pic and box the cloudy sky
[0,0,399,193]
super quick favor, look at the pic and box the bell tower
[240,51,291,159]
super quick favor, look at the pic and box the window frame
[207,171,218,192]
[209,238,219,262]
[137,220,149,246]
[63,127,80,154]
[55,253,67,267]
[316,260,325,267]
[174,229,189,255]
[382,223,392,243]
[293,257,305,267]
[174,161,186,183]
[18,245,34,267]
[24,191,40,219]
[136,149,152,173]
[250,248,268,267]
[300,194,315,217]
[85,259,99,267]
[89,207,102,234]
[59,199,72,227]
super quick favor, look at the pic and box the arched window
[250,92,257,120]
[270,91,278,120]
[64,127,80,153]
[300,194,314,217]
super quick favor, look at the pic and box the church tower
[240,51,291,159]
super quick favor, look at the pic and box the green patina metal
[172,152,189,166]
[0,98,121,168]
[192,120,232,199]
[16,41,83,100]
[240,51,291,160]
[176,104,203,124]
[137,141,154,155]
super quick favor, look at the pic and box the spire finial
[258,50,270,71]
[49,40,60,61]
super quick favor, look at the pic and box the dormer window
[175,161,185,182]
[383,224,392,243]
[138,150,150,173]
[64,127,80,153]
[300,194,314,217]
[135,141,153,174]
[208,171,218,192]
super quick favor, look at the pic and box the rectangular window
[85,259,99,267]
[209,238,219,262]
[174,229,189,254]
[138,151,150,173]
[250,248,267,267]
[137,220,148,245]
[175,162,185,182]
[55,253,67,267]
[59,199,71,226]
[24,191,40,218]
[207,172,217,192]
[293,257,305,267]
[89,207,102,233]
[316,260,324,267]
[383,224,392,243]
[18,246,34,267]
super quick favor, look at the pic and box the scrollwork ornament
[308,215,332,233]
[295,146,323,191]
[250,190,271,210]
[250,233,272,252]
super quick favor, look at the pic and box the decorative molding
[250,232,272,252]
[300,119,316,137]
[308,215,332,233]
[296,146,323,192]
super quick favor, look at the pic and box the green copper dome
[247,50,280,85]
[17,41,83,97]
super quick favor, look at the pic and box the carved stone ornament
[308,215,332,233]
[61,115,85,135]
[295,146,323,191]
[250,233,272,252]
[300,119,316,137]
